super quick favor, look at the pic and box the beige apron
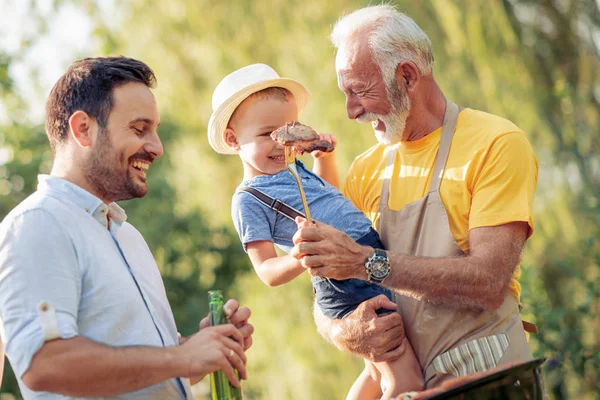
[376,100,533,388]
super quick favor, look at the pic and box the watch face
[370,260,390,278]
[366,250,390,282]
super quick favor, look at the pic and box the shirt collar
[37,175,127,229]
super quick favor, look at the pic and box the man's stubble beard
[84,128,147,203]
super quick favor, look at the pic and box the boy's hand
[311,133,337,159]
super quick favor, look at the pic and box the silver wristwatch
[365,248,390,284]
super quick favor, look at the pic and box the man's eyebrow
[129,117,160,127]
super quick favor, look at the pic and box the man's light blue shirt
[0,175,192,399]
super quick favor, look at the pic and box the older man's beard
[84,128,148,202]
[357,82,411,145]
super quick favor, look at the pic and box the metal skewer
[285,146,312,223]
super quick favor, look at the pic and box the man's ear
[224,128,240,151]
[68,110,94,148]
[395,61,420,92]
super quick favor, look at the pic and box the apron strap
[429,99,460,193]
[377,147,398,231]
[377,98,460,228]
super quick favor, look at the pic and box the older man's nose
[346,96,364,120]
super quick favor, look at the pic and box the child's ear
[224,128,240,151]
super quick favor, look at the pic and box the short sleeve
[0,209,81,378]
[343,160,363,211]
[231,192,277,251]
[469,132,538,237]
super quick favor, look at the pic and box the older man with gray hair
[291,4,539,392]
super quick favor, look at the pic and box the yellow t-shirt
[344,108,538,300]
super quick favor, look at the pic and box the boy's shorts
[312,227,394,319]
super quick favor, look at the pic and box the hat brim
[208,78,311,155]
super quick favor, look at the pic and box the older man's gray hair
[331,4,434,84]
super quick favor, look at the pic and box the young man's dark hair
[45,56,157,152]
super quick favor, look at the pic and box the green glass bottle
[208,290,244,400]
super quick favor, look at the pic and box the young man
[0,57,253,399]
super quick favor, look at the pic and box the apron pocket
[432,334,510,377]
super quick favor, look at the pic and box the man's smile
[131,160,150,180]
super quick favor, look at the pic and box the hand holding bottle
[207,291,245,399]
[176,323,247,387]
[200,298,254,351]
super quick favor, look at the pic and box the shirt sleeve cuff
[5,308,78,378]
[470,214,534,238]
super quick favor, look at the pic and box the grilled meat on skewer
[293,139,335,154]
[271,121,319,145]
[271,121,334,154]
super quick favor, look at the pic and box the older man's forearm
[385,253,510,310]
[382,223,527,311]
[313,301,335,345]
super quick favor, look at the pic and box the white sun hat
[207,63,311,154]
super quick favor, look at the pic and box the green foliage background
[0,0,598,399]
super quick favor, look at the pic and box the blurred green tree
[1,0,598,399]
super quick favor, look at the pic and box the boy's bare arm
[312,133,340,189]
[246,241,305,286]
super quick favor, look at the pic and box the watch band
[374,248,386,258]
